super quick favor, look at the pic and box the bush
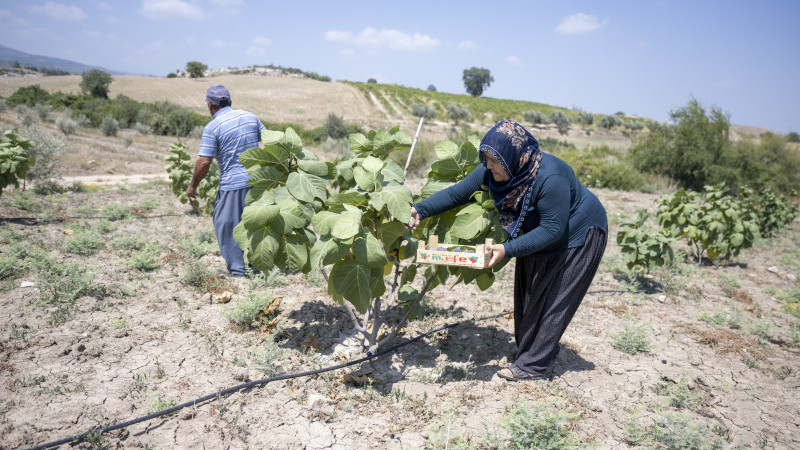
[576,111,594,125]
[523,109,549,125]
[56,117,78,135]
[787,131,799,143]
[127,245,162,271]
[547,141,650,191]
[35,104,51,121]
[322,113,349,139]
[7,85,52,106]
[0,99,6,112]
[598,114,623,129]
[548,111,571,135]
[501,401,582,449]
[100,115,118,137]
[367,78,377,83]
[113,235,146,251]
[17,105,37,127]
[33,180,66,196]
[189,126,204,139]
[19,124,64,182]
[427,84,437,92]
[411,102,437,120]
[446,102,471,124]
[134,122,152,135]
[73,114,91,128]
[624,121,644,131]
[166,73,177,78]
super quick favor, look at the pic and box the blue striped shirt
[198,107,266,191]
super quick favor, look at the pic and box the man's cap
[205,84,231,106]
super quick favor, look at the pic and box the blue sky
[1,0,798,133]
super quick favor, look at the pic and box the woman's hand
[486,243,506,268]
[406,207,421,230]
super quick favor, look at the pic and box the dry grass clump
[688,325,769,359]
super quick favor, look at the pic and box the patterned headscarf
[479,120,542,238]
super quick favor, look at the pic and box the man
[187,84,265,277]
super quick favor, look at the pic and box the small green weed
[624,411,725,449]
[612,321,651,354]
[82,430,104,450]
[137,197,160,211]
[47,304,72,327]
[226,291,277,328]
[500,400,583,449]
[11,190,39,211]
[654,375,702,409]
[182,259,230,293]
[147,398,177,415]
[109,316,129,330]
[424,404,470,449]
[101,202,130,221]
[749,318,773,343]
[31,257,107,306]
[112,235,146,251]
[62,230,105,256]
[127,244,162,271]
[775,287,800,317]
[255,323,288,376]
[129,373,148,399]
[698,306,743,329]
[0,254,23,280]
[93,219,119,234]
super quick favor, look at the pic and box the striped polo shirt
[198,106,266,191]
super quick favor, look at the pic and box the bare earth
[0,75,798,449]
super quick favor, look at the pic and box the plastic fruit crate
[416,236,494,268]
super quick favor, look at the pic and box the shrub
[100,115,118,137]
[576,111,594,125]
[56,117,78,135]
[787,131,799,143]
[17,105,37,127]
[33,180,66,195]
[548,111,572,135]
[523,109,549,125]
[134,122,151,135]
[0,99,6,112]
[322,113,349,139]
[189,125,204,139]
[35,104,52,121]
[446,102,471,124]
[367,78,377,83]
[166,73,177,79]
[7,85,52,106]
[411,102,437,120]
[548,141,650,191]
[31,257,106,306]
[427,84,437,92]
[19,124,64,182]
[186,61,207,78]
[612,321,651,354]
[598,114,622,129]
[123,135,133,148]
[624,121,644,131]
[73,114,91,128]
[112,235,146,251]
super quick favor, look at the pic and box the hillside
[0,44,125,75]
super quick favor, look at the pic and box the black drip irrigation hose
[28,285,659,449]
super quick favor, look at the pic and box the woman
[409,120,607,381]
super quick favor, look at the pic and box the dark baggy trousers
[512,226,607,374]
[213,187,250,276]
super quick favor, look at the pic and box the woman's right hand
[406,207,421,230]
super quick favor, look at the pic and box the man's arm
[186,156,214,198]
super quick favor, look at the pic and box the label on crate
[417,250,484,267]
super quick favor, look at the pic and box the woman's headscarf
[479,120,542,238]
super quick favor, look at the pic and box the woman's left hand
[486,243,506,268]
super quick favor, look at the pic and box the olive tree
[462,67,493,97]
[186,61,208,78]
[80,69,113,99]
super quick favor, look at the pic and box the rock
[787,273,796,282]
[767,266,779,274]
[20,281,35,288]
[200,293,212,304]
[657,295,667,303]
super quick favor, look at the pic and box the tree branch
[372,271,436,352]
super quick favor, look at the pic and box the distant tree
[523,109,548,126]
[446,102,471,124]
[411,103,437,120]
[80,69,113,99]
[549,111,572,135]
[186,61,208,78]
[367,78,377,84]
[166,72,177,78]
[462,67,493,97]
[787,131,799,143]
[12,61,21,69]
[427,84,437,92]
[323,113,349,139]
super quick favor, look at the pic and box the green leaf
[261,130,284,145]
[328,190,369,208]
[244,184,267,206]
[330,259,372,313]
[241,196,280,230]
[378,221,406,249]
[371,129,394,156]
[233,222,249,250]
[353,166,379,192]
[476,272,494,290]
[378,185,412,223]
[362,156,384,173]
[349,133,369,152]
[353,231,387,268]
[451,203,489,240]
[281,127,303,154]
[287,171,327,203]
[311,211,340,236]
[285,234,309,273]
[435,140,459,160]
[297,159,329,177]
[247,228,281,270]
[238,147,269,168]
[332,211,361,240]
[310,236,351,268]
[398,286,418,302]
[382,159,405,185]
[273,198,308,233]
[400,263,417,286]
[247,165,285,188]
[421,180,454,199]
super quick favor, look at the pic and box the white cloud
[556,13,607,34]
[139,0,204,20]
[246,36,270,56]
[506,55,522,66]
[29,2,87,21]
[324,27,439,51]
[457,40,476,50]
